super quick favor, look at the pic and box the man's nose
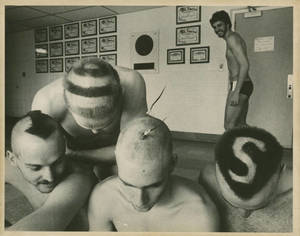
[134,188,148,207]
[42,167,54,182]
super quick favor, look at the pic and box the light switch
[287,74,293,99]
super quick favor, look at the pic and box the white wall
[5,6,239,135]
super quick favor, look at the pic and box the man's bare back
[89,175,219,232]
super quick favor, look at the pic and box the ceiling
[5,5,164,33]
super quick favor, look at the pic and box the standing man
[32,58,147,178]
[5,111,96,230]
[210,10,254,130]
[88,116,219,232]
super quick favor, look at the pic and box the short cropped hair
[215,127,283,199]
[210,10,232,29]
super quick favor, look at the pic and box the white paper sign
[254,36,274,52]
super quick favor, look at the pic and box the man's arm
[227,34,250,105]
[88,181,115,231]
[7,172,95,231]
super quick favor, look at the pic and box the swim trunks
[230,80,254,97]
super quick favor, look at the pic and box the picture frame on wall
[99,35,117,52]
[81,20,97,37]
[100,54,117,66]
[190,46,210,64]
[167,48,185,64]
[65,40,79,56]
[82,55,98,59]
[65,57,80,72]
[81,38,97,54]
[50,58,63,72]
[35,59,48,73]
[99,16,117,34]
[64,23,79,39]
[176,6,201,24]
[50,42,63,57]
[176,25,200,46]
[35,28,48,43]
[49,25,63,41]
[35,44,48,58]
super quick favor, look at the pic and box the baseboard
[171,131,221,143]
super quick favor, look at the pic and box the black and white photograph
[3,3,297,234]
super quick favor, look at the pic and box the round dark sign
[135,34,153,56]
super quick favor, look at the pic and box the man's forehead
[212,20,225,26]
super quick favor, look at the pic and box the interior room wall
[5,6,240,135]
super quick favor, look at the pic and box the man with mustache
[5,110,96,230]
[210,10,254,130]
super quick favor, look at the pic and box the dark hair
[210,10,232,29]
[24,110,59,139]
[215,127,283,199]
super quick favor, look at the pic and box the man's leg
[224,92,249,130]
[236,98,249,128]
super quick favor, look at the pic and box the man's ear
[6,150,18,166]
[169,153,178,173]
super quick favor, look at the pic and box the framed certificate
[65,57,80,72]
[81,20,97,37]
[64,23,79,39]
[99,16,117,34]
[50,42,63,57]
[35,59,48,73]
[176,6,201,24]
[35,28,48,43]
[99,36,117,53]
[49,25,63,41]
[167,48,185,64]
[82,55,98,59]
[35,44,48,58]
[81,38,97,54]
[65,40,79,56]
[50,58,63,72]
[100,54,117,66]
[190,46,209,64]
[176,25,200,46]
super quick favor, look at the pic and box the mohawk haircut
[215,127,282,199]
[24,110,59,139]
[210,10,232,29]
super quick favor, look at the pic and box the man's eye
[29,166,41,171]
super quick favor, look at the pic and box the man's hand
[230,91,239,106]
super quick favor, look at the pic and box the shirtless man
[88,116,219,232]
[32,58,147,178]
[199,127,292,232]
[210,10,254,130]
[5,111,96,230]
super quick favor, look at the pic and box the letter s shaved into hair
[229,137,266,184]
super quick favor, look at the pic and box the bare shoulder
[227,32,244,45]
[90,176,119,200]
[199,163,216,185]
[114,66,145,87]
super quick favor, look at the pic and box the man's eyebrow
[118,177,164,188]
[25,163,41,167]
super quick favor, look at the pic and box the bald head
[116,116,174,186]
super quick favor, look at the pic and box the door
[234,7,293,148]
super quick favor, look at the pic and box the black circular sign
[135,34,153,56]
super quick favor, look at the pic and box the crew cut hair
[210,10,232,29]
[215,127,283,199]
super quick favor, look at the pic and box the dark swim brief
[230,80,254,97]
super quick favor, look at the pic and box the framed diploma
[99,35,117,53]
[64,23,79,39]
[50,42,63,57]
[35,28,48,43]
[35,59,48,73]
[81,20,97,37]
[190,46,209,64]
[100,54,117,66]
[50,58,63,73]
[49,25,63,41]
[176,6,201,24]
[65,40,79,56]
[167,48,185,64]
[35,44,48,58]
[65,57,80,72]
[82,55,98,59]
[99,16,117,34]
[176,25,200,46]
[81,38,97,54]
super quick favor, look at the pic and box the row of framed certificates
[36,54,117,73]
[35,16,117,43]
[167,46,209,65]
[35,36,117,58]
